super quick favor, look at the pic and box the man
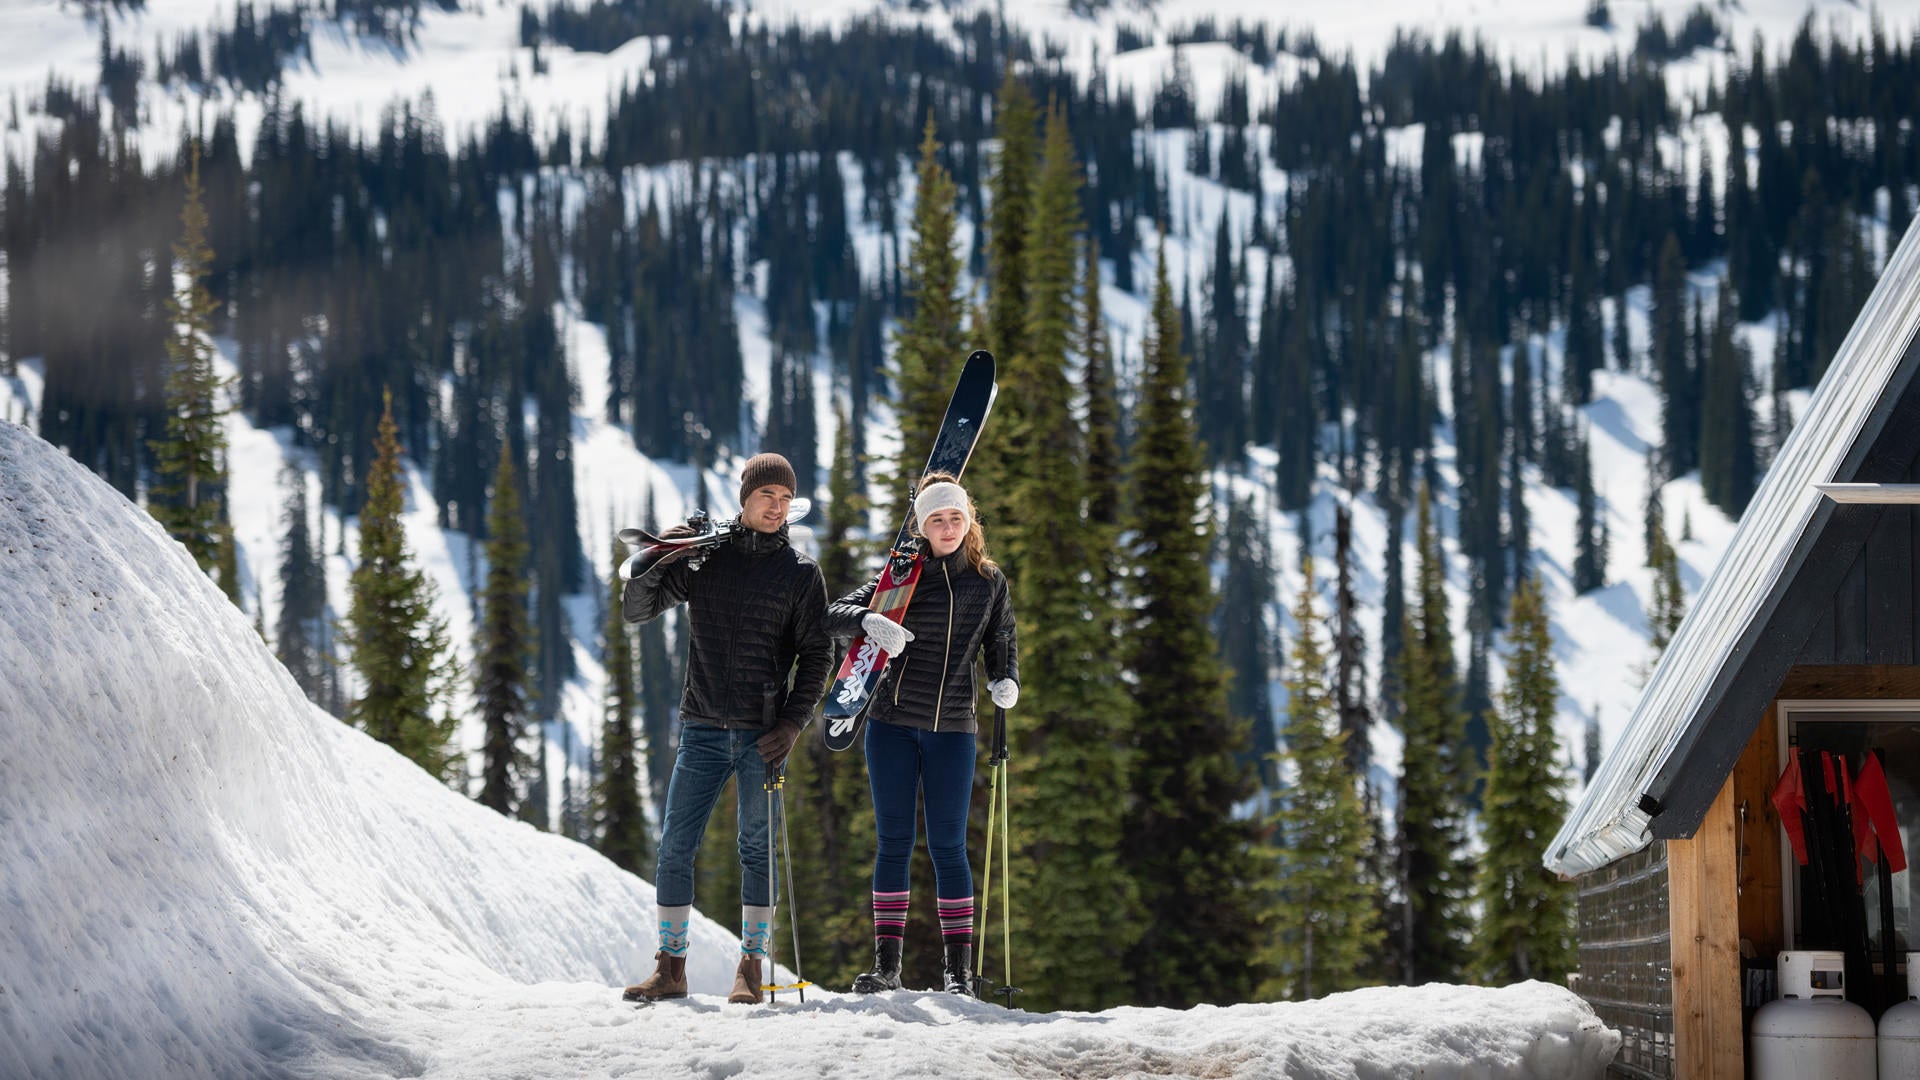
[620,453,832,1005]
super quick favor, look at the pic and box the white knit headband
[913,481,972,534]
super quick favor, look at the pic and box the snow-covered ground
[1,418,1622,1078]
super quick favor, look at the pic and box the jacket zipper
[934,560,954,731]
[894,658,908,706]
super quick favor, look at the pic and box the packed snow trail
[0,420,1619,1078]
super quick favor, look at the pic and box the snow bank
[1,415,1618,1078]
[0,420,740,1079]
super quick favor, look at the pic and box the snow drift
[0,420,736,1078]
[0,418,1621,1078]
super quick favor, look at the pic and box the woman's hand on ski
[988,679,1018,710]
[861,612,913,656]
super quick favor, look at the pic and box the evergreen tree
[1264,558,1380,1000]
[1220,497,1277,787]
[891,116,967,493]
[986,71,1039,367]
[596,533,651,874]
[1474,573,1575,984]
[1333,501,1372,777]
[1394,483,1474,984]
[1001,102,1142,1012]
[1698,282,1758,517]
[1648,513,1687,656]
[149,148,232,581]
[1652,233,1698,478]
[477,443,533,815]
[344,391,458,779]
[1123,246,1265,1007]
[1583,712,1603,784]
[1573,428,1607,593]
[1081,237,1122,538]
[973,72,1040,537]
[275,464,326,704]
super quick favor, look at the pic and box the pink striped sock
[937,896,974,941]
[872,890,909,941]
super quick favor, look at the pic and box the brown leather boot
[728,954,764,1005]
[621,951,688,1001]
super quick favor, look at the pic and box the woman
[828,471,1019,996]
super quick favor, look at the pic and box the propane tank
[1881,952,1920,1078]
[1751,951,1875,1080]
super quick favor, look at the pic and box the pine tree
[1221,497,1277,787]
[986,71,1039,367]
[1698,282,1758,517]
[1652,233,1697,478]
[275,464,326,704]
[1333,501,1372,776]
[596,533,651,875]
[1573,428,1607,593]
[477,443,533,815]
[1648,513,1687,656]
[891,116,967,494]
[344,390,458,780]
[1081,237,1122,538]
[149,147,231,580]
[1474,573,1575,984]
[1000,102,1142,1012]
[1394,483,1474,984]
[1123,246,1266,1007]
[1265,558,1380,1000]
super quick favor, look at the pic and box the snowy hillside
[3,0,1910,169]
[0,416,1624,1078]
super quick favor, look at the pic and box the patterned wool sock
[872,890,909,941]
[936,896,974,945]
[657,904,691,957]
[741,905,774,959]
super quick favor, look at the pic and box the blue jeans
[866,719,976,897]
[654,722,772,908]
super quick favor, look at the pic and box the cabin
[1548,218,1920,1079]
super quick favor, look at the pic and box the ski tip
[967,349,994,368]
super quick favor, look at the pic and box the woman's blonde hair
[913,470,997,578]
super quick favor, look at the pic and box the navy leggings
[866,719,976,897]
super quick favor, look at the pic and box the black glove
[660,522,702,540]
[757,720,802,767]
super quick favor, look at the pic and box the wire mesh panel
[1575,842,1674,1080]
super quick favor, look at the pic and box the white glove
[988,679,1019,710]
[862,612,914,656]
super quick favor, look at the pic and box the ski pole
[988,638,1021,1007]
[778,766,806,1003]
[975,756,1000,999]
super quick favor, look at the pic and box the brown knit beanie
[738,452,798,504]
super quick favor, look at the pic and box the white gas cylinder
[1751,951,1875,1080]
[1879,952,1920,1079]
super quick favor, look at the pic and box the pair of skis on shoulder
[821,350,997,752]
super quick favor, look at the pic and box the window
[1777,701,1920,958]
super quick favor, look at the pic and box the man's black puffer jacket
[623,522,831,733]
[826,548,1018,735]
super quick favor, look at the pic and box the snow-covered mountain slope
[3,0,1908,170]
[0,413,1624,1079]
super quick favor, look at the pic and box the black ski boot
[942,942,974,997]
[851,938,903,993]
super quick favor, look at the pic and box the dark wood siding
[1796,503,1920,666]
